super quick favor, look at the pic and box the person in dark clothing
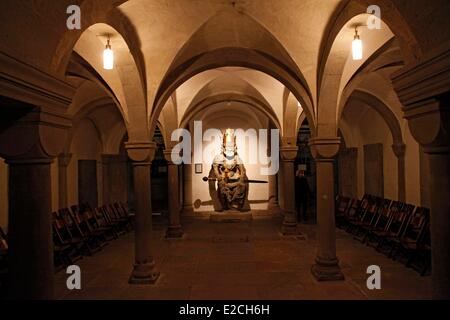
[295,169,310,222]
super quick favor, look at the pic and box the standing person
[295,169,310,222]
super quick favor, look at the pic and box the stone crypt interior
[0,0,449,300]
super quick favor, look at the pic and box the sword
[202,176,268,183]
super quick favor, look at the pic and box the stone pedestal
[280,145,298,235]
[210,211,253,222]
[309,137,344,281]
[126,142,160,284]
[164,149,183,238]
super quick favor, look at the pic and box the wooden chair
[113,202,133,231]
[58,208,97,255]
[52,211,87,259]
[51,212,82,270]
[70,205,108,249]
[366,200,403,246]
[355,198,392,243]
[347,195,377,233]
[374,204,415,255]
[100,205,126,235]
[391,207,430,265]
[344,194,371,232]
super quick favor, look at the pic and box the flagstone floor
[55,214,431,300]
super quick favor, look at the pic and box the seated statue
[211,129,249,211]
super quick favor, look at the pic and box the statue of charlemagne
[211,129,249,211]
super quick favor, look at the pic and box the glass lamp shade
[352,37,363,61]
[103,47,114,70]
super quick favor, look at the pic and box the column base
[311,256,345,281]
[281,221,298,235]
[165,225,184,238]
[129,261,160,284]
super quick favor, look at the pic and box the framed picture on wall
[195,163,202,174]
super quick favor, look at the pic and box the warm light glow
[352,29,363,61]
[103,39,114,70]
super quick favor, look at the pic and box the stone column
[0,107,70,299]
[280,145,298,235]
[58,153,72,208]
[309,137,344,281]
[164,149,183,238]
[268,173,280,211]
[392,144,406,202]
[126,142,159,284]
[182,163,194,214]
[392,48,450,298]
[7,158,54,299]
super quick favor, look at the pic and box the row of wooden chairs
[335,194,431,276]
[52,202,134,269]
[0,202,133,291]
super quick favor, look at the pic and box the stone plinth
[210,211,253,223]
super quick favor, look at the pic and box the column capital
[125,141,157,163]
[308,137,341,160]
[58,153,73,167]
[392,143,406,158]
[279,145,298,162]
[0,106,70,162]
[392,46,450,154]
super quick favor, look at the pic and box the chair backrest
[401,207,430,243]
[372,199,393,230]
[53,211,76,242]
[386,204,415,237]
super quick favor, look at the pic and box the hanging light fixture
[352,27,363,61]
[103,36,114,70]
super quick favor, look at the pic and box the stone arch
[318,0,421,81]
[64,21,147,141]
[180,93,280,132]
[65,98,125,155]
[337,39,404,122]
[317,10,395,137]
[50,1,145,81]
[149,9,314,138]
[343,89,404,147]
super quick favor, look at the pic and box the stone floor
[55,214,432,300]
